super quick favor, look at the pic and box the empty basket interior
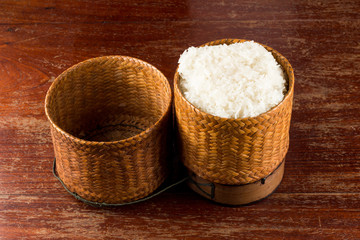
[46,56,171,142]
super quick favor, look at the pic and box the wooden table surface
[0,0,359,239]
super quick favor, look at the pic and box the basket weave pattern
[45,56,172,203]
[174,39,294,185]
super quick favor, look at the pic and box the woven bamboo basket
[45,56,172,204]
[174,39,294,205]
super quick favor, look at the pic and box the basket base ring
[187,160,285,205]
[53,158,188,207]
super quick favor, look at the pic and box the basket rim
[45,55,172,146]
[174,38,294,122]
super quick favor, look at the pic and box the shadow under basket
[174,39,294,205]
[45,56,172,204]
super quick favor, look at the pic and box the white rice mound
[178,41,286,119]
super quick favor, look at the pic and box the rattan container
[45,56,172,204]
[174,39,294,205]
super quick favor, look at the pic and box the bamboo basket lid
[45,56,172,204]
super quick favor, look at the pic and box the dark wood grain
[0,0,359,239]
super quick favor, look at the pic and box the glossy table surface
[0,1,359,239]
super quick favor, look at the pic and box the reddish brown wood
[188,161,285,205]
[0,0,359,239]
